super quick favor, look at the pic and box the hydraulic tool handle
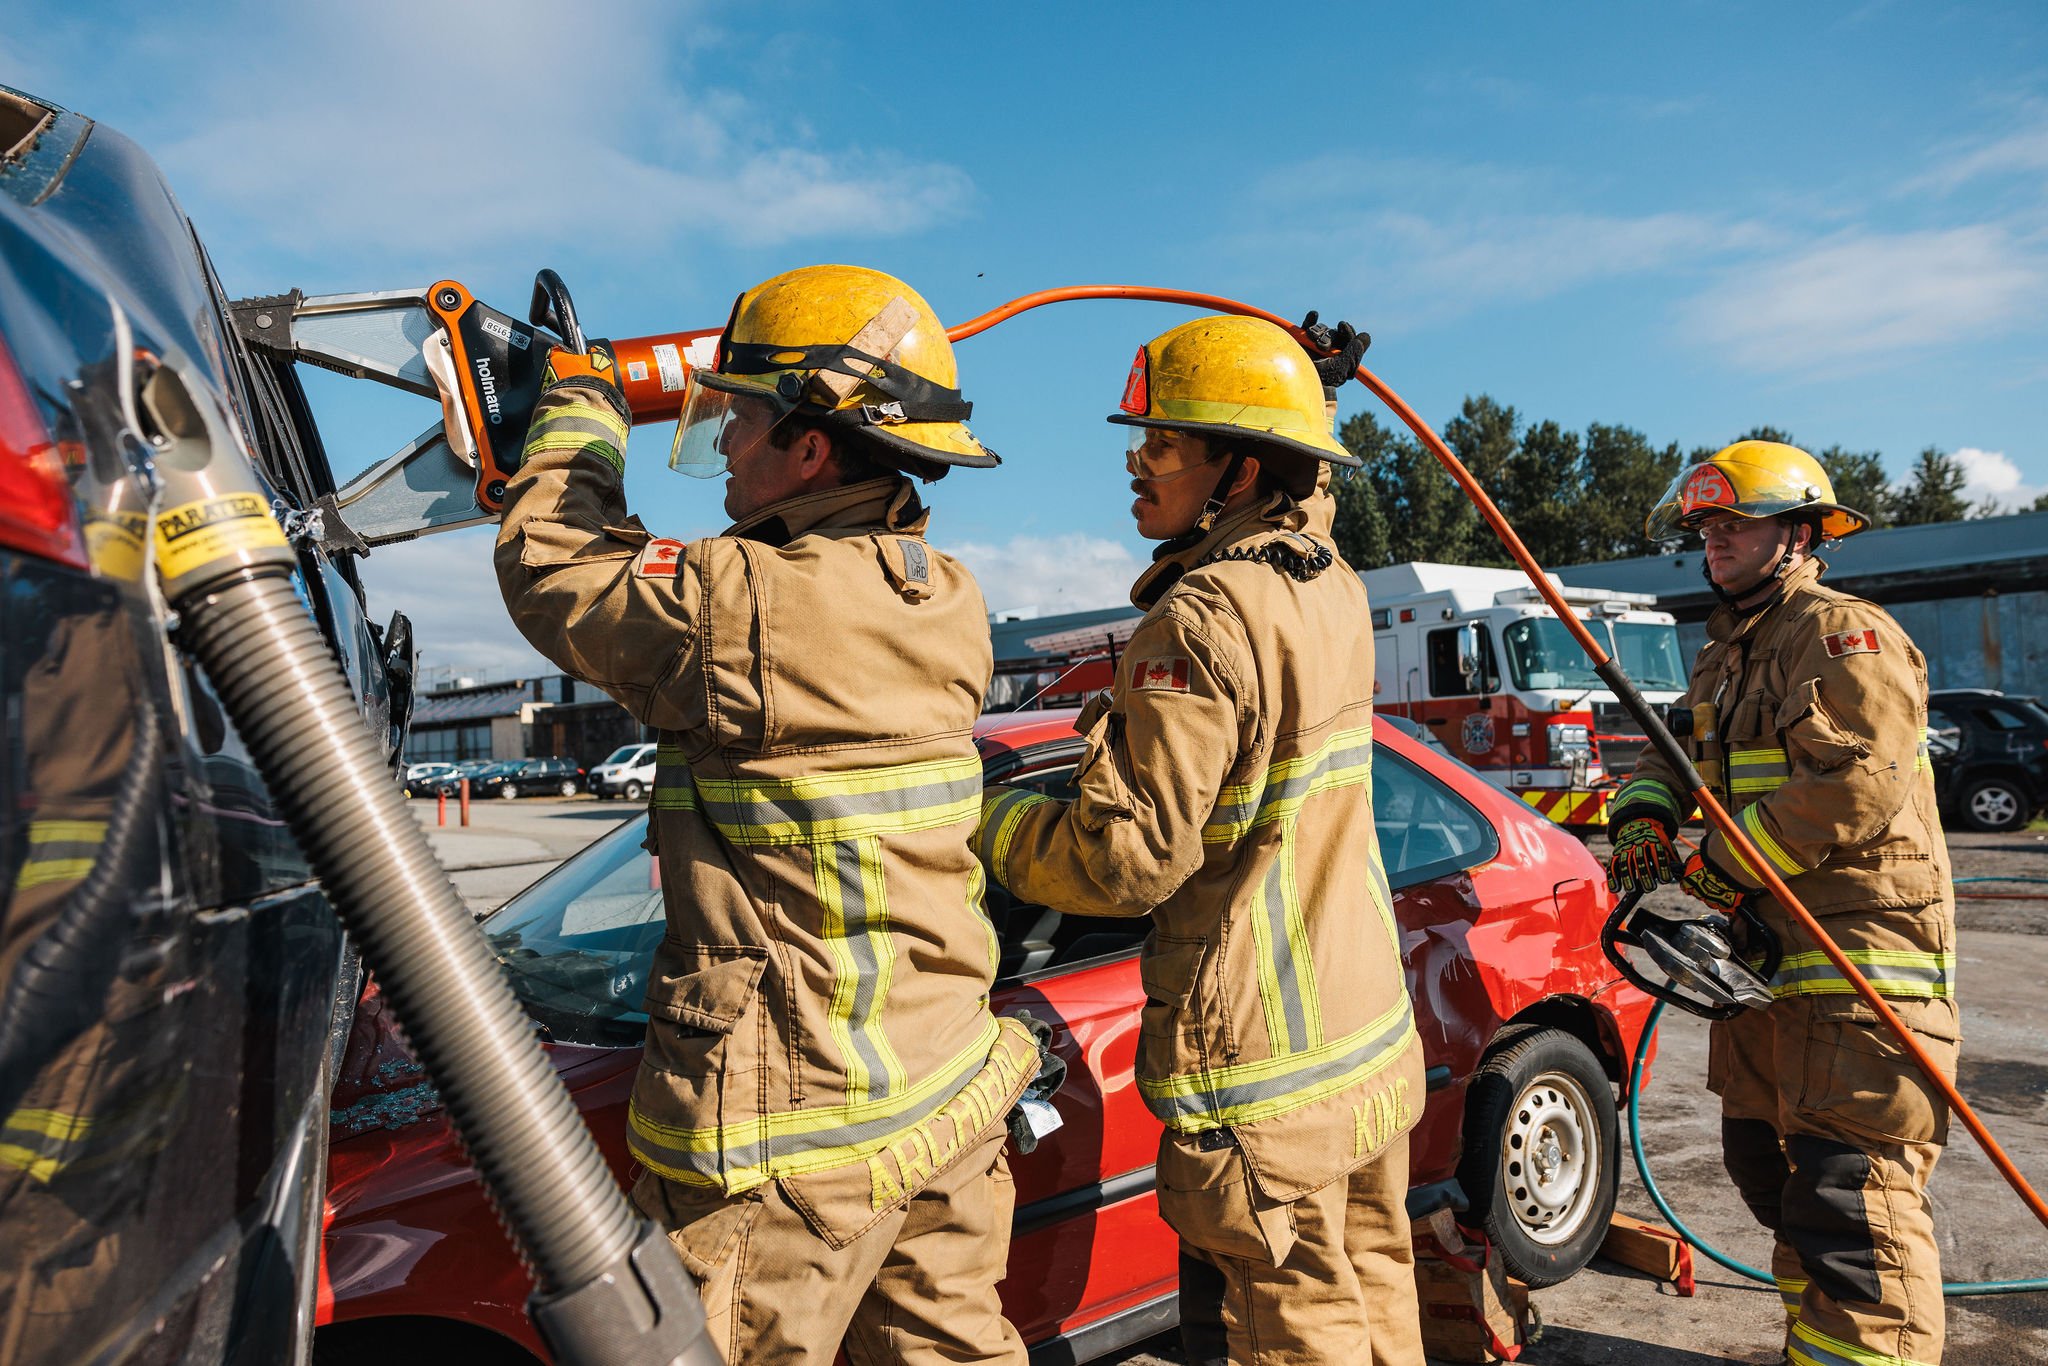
[530,269,586,354]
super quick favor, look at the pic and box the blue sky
[10,2,2046,675]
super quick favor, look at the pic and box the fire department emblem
[1461,712,1496,755]
[1132,656,1191,692]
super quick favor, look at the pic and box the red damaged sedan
[316,711,1652,1364]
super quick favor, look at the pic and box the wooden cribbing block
[1601,1212,1696,1296]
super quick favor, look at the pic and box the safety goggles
[1125,428,1224,483]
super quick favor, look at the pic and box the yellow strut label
[154,494,288,580]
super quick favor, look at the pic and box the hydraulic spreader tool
[236,270,2046,1355]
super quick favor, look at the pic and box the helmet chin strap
[1194,450,1249,533]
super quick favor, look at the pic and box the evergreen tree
[1814,445,1893,529]
[1891,447,1970,526]
[1579,424,1682,560]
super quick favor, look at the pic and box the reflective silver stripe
[695,771,980,845]
[1789,1319,1932,1366]
[1140,996,1415,1131]
[1249,846,1314,1054]
[1771,950,1955,999]
[1204,728,1372,844]
[626,1021,1007,1187]
[824,837,900,1101]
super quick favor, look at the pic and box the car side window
[1980,705,2029,732]
[1927,707,1961,752]
[986,757,1147,980]
[1371,746,1499,890]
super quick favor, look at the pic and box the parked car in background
[473,756,585,800]
[425,758,501,797]
[402,761,459,796]
[588,741,657,800]
[1927,688,2048,832]
[317,711,1652,1364]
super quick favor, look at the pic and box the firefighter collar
[723,476,926,546]
[1706,555,1827,645]
[1130,489,1322,609]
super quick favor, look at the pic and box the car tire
[1959,775,2029,833]
[621,780,645,802]
[498,784,520,800]
[558,778,578,797]
[1455,1025,1619,1288]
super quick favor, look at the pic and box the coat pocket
[1155,1133,1298,1267]
[1072,700,1136,833]
[1778,679,1870,774]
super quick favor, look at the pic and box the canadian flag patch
[1133,656,1192,692]
[634,539,686,579]
[1823,627,1881,658]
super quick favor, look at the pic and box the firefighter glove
[1297,310,1371,396]
[1606,817,1680,896]
[1680,849,1745,913]
[540,339,630,423]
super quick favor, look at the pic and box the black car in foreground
[0,85,413,1361]
[1928,689,2048,832]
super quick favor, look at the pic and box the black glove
[1299,310,1371,396]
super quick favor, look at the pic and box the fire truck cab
[1360,563,1688,829]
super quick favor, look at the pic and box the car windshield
[601,744,650,765]
[484,818,666,1045]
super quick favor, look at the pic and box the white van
[588,742,657,800]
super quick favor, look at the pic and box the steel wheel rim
[1971,785,2018,826]
[1501,1068,1599,1246]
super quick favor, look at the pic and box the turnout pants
[630,1128,1026,1365]
[1173,1134,1423,1366]
[1710,994,1960,1366]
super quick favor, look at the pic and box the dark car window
[1979,705,2033,732]
[1372,745,1499,889]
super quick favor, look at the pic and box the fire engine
[1360,563,1688,829]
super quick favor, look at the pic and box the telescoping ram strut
[611,283,2048,1238]
[124,332,714,1361]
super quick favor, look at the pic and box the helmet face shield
[668,376,789,479]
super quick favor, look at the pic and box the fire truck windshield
[1502,616,1686,694]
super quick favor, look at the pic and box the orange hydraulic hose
[938,282,2048,1233]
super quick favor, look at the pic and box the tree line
[1327,398,2046,571]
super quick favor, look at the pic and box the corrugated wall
[1675,590,2048,699]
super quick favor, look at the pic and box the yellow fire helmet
[1646,440,1871,542]
[670,264,994,478]
[1108,314,1356,467]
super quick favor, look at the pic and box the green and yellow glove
[1606,817,1679,896]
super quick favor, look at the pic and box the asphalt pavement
[422,796,2048,1363]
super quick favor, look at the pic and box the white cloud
[1950,446,2046,512]
[10,5,972,281]
[1905,107,2048,194]
[943,533,1144,618]
[357,527,551,679]
[1681,227,2048,373]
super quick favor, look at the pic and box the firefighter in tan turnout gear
[975,314,1426,1365]
[496,265,1040,1365]
[1606,441,1958,1366]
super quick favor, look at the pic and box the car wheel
[621,780,645,801]
[1455,1025,1619,1287]
[558,778,578,797]
[1960,775,2028,833]
[499,784,520,800]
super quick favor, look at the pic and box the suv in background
[1927,689,2048,832]
[589,742,656,800]
[475,757,585,800]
